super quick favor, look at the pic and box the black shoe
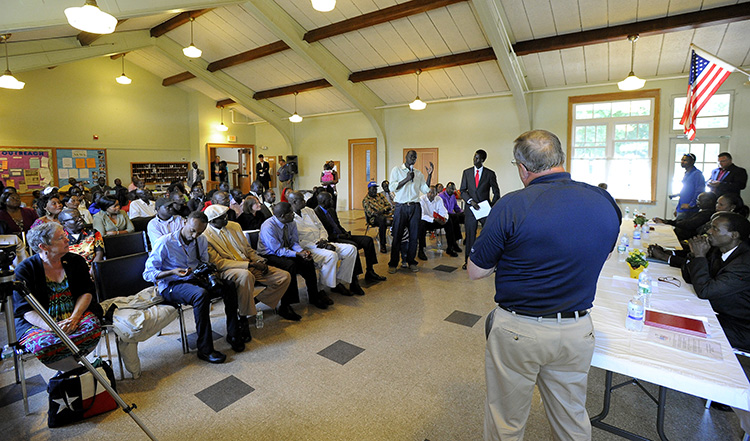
[319,291,334,305]
[197,350,227,364]
[349,281,365,295]
[710,401,733,412]
[277,304,302,321]
[447,249,458,257]
[238,316,253,343]
[332,283,353,296]
[453,245,462,253]
[226,336,245,353]
[380,245,387,254]
[462,263,467,270]
[418,251,428,261]
[311,298,329,309]
[365,270,386,282]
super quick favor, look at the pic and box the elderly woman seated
[58,208,104,268]
[13,222,103,371]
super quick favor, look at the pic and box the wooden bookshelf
[130,162,189,186]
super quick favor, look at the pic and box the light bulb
[409,98,426,111]
[115,74,131,85]
[64,2,117,34]
[289,113,303,123]
[618,73,645,91]
[183,45,202,58]
[217,122,228,132]
[312,0,336,12]
[0,71,24,90]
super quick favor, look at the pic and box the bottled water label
[256,310,264,329]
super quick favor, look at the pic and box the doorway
[207,143,254,192]
[403,148,439,187]
[349,138,377,210]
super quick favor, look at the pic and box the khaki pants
[221,266,291,316]
[484,307,595,441]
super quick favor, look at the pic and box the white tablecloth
[591,222,750,410]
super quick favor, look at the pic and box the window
[568,90,660,202]
[670,142,720,195]
[672,93,731,131]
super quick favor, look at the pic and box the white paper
[647,328,722,360]
[62,158,73,168]
[39,169,52,185]
[58,168,69,179]
[67,169,78,179]
[40,157,49,168]
[79,169,89,178]
[72,150,87,158]
[470,200,491,220]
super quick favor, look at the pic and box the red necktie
[717,170,727,181]
[475,170,479,188]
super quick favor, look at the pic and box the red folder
[644,309,708,337]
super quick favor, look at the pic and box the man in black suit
[459,149,500,269]
[707,152,747,197]
[256,154,271,191]
[315,191,386,283]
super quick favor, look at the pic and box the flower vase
[629,265,645,279]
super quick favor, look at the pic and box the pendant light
[0,34,24,90]
[409,69,426,110]
[618,35,646,91]
[217,106,229,131]
[312,0,336,12]
[289,92,303,123]
[64,0,117,34]
[183,17,202,59]
[115,54,131,85]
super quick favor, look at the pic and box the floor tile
[194,375,254,412]
[444,310,482,328]
[317,340,365,365]
[0,373,46,408]
[180,330,222,351]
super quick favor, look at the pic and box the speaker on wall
[286,155,298,174]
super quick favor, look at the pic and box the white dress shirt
[390,163,430,204]
[128,199,156,219]
[420,194,448,223]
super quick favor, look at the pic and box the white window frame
[670,92,733,135]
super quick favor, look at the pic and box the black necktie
[282,224,291,248]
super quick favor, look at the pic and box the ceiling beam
[163,71,197,86]
[207,40,289,72]
[304,0,467,43]
[254,79,332,100]
[216,99,235,107]
[150,9,213,38]
[349,48,495,82]
[513,3,750,56]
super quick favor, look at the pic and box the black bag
[47,358,117,428]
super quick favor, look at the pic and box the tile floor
[0,211,746,440]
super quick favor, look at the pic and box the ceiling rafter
[207,40,289,72]
[349,48,495,82]
[149,9,213,38]
[163,71,196,86]
[304,0,467,43]
[513,3,750,56]
[216,98,235,107]
[254,79,332,100]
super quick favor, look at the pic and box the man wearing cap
[147,197,186,246]
[203,204,292,340]
[672,153,706,220]
[362,181,393,253]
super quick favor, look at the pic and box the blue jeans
[389,202,421,267]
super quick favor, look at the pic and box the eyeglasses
[511,160,518,166]
[657,276,681,288]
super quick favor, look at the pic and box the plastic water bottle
[256,310,264,329]
[626,295,644,331]
[638,270,652,308]
[436,234,443,249]
[625,206,631,219]
[617,235,629,253]
[633,227,641,241]
[1,344,13,360]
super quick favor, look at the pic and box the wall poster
[0,147,55,193]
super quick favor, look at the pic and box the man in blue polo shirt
[672,153,705,220]
[469,130,621,441]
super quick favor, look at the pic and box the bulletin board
[55,148,107,187]
[0,147,55,192]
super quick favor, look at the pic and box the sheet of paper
[68,169,78,179]
[29,158,40,169]
[62,157,73,168]
[647,328,722,360]
[39,169,52,185]
[470,200,491,220]
[75,158,86,168]
[18,183,27,192]
[58,168,69,179]
[72,150,87,158]
[40,157,49,168]
[23,169,40,186]
[79,169,89,178]
[87,158,96,168]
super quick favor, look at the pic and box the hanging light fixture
[183,17,202,58]
[409,69,426,111]
[217,106,229,131]
[115,54,131,85]
[64,0,117,34]
[618,34,646,91]
[289,92,303,123]
[312,0,336,12]
[0,34,24,90]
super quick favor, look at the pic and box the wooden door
[349,138,377,210]
[267,156,277,189]
[237,147,254,193]
[403,148,438,188]
[207,143,253,192]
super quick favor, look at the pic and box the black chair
[130,216,154,233]
[93,252,156,378]
[102,231,148,259]
[244,229,260,249]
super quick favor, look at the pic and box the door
[267,156,277,189]
[237,147,254,193]
[349,138,377,210]
[207,143,253,192]
[403,148,439,188]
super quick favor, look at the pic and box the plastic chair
[102,231,148,259]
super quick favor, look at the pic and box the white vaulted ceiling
[1,0,749,129]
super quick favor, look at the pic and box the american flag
[680,45,735,140]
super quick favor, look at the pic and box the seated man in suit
[203,205,292,340]
[439,182,464,250]
[288,191,364,296]
[459,149,500,269]
[362,181,393,253]
[315,191,386,283]
[654,192,717,242]
[146,197,186,247]
[257,202,332,312]
[143,211,243,364]
[682,212,750,350]
[418,185,458,260]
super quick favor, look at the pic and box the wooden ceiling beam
[109,52,129,60]
[349,47,495,82]
[207,41,289,72]
[162,71,196,86]
[513,3,750,56]
[150,9,212,38]
[253,79,332,100]
[216,99,235,107]
[304,0,467,43]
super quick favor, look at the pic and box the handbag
[47,358,118,428]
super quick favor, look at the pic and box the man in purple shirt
[438,182,464,254]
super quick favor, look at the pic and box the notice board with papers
[55,148,108,188]
[0,147,55,193]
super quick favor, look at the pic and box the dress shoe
[197,350,226,364]
[349,282,365,295]
[226,336,245,353]
[388,266,397,274]
[365,270,386,282]
[332,283,353,296]
[409,264,419,273]
[311,298,329,309]
[238,317,253,342]
[462,263,467,270]
[446,249,458,257]
[318,291,335,305]
[380,245,387,254]
[417,251,428,261]
[277,304,302,321]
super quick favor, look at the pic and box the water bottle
[436,234,443,249]
[624,206,631,219]
[633,227,641,241]
[626,295,644,331]
[1,344,13,360]
[256,310,264,329]
[617,235,629,254]
[638,270,652,308]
